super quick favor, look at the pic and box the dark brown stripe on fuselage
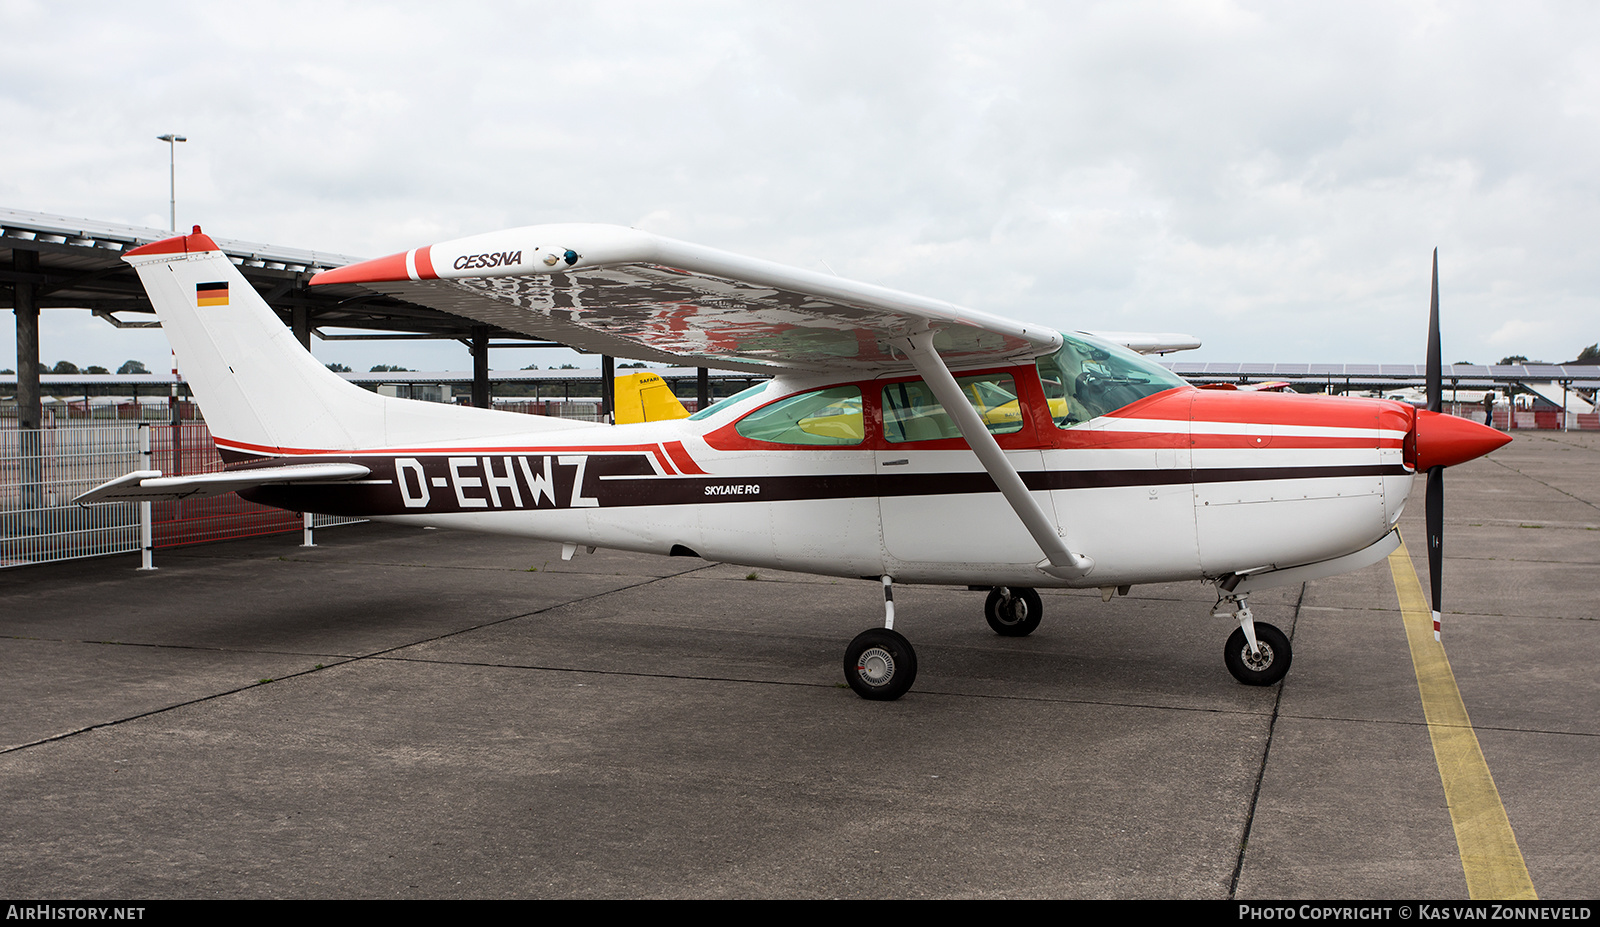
[234,451,1409,517]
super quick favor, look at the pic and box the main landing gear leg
[843,575,918,701]
[1213,590,1292,686]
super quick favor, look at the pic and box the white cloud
[3,0,1597,370]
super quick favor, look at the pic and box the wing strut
[896,330,1093,579]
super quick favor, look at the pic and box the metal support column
[13,249,41,429]
[471,326,490,409]
[137,424,156,571]
[601,354,615,424]
[169,352,183,476]
[14,249,42,530]
[697,367,710,412]
[292,304,311,351]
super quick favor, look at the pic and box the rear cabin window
[688,381,770,421]
[881,373,1025,443]
[733,386,864,446]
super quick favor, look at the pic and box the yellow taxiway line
[1388,541,1536,900]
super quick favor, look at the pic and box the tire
[1224,622,1292,686]
[985,587,1043,637]
[843,628,918,701]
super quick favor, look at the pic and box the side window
[881,374,1024,443]
[733,386,864,446]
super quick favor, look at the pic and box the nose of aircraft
[1413,409,1512,470]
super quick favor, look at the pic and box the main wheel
[843,628,918,701]
[985,586,1043,637]
[1224,622,1292,686]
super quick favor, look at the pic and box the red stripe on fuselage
[1044,429,1402,451]
[663,440,708,475]
[213,386,1409,465]
[1161,391,1413,429]
[213,436,676,473]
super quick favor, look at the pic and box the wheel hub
[1242,642,1275,672]
[857,647,895,686]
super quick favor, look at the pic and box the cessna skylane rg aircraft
[79,225,1510,700]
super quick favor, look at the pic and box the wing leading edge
[310,224,1065,375]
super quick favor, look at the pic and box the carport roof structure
[6,206,1597,419]
[0,206,563,343]
[2,206,590,427]
[1171,361,1600,390]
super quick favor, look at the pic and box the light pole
[156,133,186,232]
[156,133,187,473]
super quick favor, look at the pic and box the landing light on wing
[1083,331,1202,355]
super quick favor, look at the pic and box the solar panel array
[1164,362,1600,385]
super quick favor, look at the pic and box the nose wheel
[842,576,919,700]
[1223,622,1292,686]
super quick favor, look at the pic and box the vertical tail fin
[126,229,384,452]
[124,228,595,455]
[611,371,690,425]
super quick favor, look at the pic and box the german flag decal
[196,281,229,307]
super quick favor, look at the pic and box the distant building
[377,383,452,403]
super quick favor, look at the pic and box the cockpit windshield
[1035,332,1188,427]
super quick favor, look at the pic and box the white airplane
[79,226,1510,700]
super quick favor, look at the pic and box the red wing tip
[126,227,221,257]
[310,251,411,286]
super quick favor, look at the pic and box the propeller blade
[1427,464,1444,641]
[1426,249,1443,641]
[1427,248,1441,414]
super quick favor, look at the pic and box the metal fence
[491,399,604,421]
[0,396,624,569]
[1,423,143,566]
[1,420,364,569]
[0,398,190,425]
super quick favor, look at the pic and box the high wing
[310,224,1073,374]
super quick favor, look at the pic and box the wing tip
[311,250,417,286]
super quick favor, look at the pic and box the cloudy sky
[3,0,1597,373]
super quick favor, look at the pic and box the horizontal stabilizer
[74,463,372,504]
